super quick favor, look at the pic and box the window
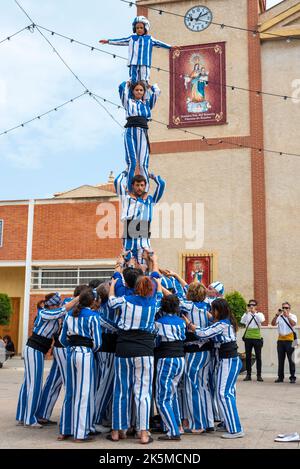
[31,267,114,290]
[0,219,3,247]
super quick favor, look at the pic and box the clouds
[0,1,132,199]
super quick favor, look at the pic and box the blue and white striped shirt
[59,307,102,352]
[155,314,186,342]
[32,307,67,339]
[180,299,210,328]
[107,34,171,67]
[98,300,117,334]
[194,319,237,344]
[108,292,163,332]
[114,171,165,223]
[119,81,160,119]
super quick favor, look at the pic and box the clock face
[184,5,213,32]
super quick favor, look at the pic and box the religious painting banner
[169,42,226,128]
[185,255,212,286]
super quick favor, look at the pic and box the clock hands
[195,11,208,22]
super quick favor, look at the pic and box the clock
[184,5,213,32]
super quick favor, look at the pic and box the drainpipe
[22,199,35,354]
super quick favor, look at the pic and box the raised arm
[148,83,161,110]
[39,306,67,321]
[151,37,171,49]
[100,35,132,46]
[114,171,128,197]
[119,81,130,109]
[150,174,166,203]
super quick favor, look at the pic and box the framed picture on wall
[180,252,216,286]
[169,42,226,128]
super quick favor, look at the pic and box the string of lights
[14,0,123,129]
[34,24,294,101]
[90,91,300,158]
[1,21,294,101]
[0,92,87,137]
[0,23,34,45]
[1,86,299,157]
[121,0,300,42]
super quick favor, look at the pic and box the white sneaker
[95,424,111,433]
[25,422,43,428]
[274,432,300,442]
[221,431,245,439]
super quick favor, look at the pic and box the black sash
[53,333,64,348]
[116,330,155,358]
[27,332,52,355]
[155,340,184,359]
[219,341,238,359]
[123,218,151,239]
[125,116,148,129]
[68,335,93,348]
[125,116,151,153]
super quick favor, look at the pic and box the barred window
[31,267,114,290]
[0,219,3,247]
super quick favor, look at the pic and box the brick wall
[32,200,122,260]
[0,205,28,260]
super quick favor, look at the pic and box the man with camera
[271,302,297,383]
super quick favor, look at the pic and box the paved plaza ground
[0,357,299,449]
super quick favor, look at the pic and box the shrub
[0,293,13,326]
[225,291,247,326]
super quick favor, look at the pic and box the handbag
[242,314,263,346]
[280,315,298,342]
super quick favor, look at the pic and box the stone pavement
[0,358,299,449]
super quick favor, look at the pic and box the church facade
[137,0,300,321]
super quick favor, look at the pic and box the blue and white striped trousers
[60,346,95,440]
[129,65,151,83]
[112,356,153,431]
[16,345,44,425]
[155,357,184,437]
[95,352,115,425]
[184,351,214,430]
[123,237,151,266]
[208,348,221,422]
[37,347,67,420]
[217,357,243,434]
[124,127,150,193]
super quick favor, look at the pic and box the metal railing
[31,267,114,290]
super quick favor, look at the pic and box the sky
[0,0,284,200]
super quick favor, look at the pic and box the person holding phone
[271,302,297,383]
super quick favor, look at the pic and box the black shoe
[158,435,181,441]
[275,378,284,383]
[205,427,215,433]
[243,375,251,381]
[289,377,296,384]
[257,376,264,382]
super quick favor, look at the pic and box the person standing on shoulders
[271,302,297,384]
[241,300,265,382]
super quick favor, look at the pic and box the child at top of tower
[119,79,160,193]
[99,16,171,83]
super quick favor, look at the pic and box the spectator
[241,300,265,382]
[3,335,15,360]
[271,302,297,383]
[0,336,6,368]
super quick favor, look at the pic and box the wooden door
[0,297,20,352]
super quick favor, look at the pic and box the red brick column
[248,0,269,322]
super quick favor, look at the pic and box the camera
[278,308,282,313]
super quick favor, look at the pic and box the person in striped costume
[16,292,78,428]
[114,171,165,266]
[154,294,186,441]
[107,254,162,445]
[99,16,171,83]
[58,287,104,442]
[36,286,87,426]
[184,298,244,439]
[119,79,160,193]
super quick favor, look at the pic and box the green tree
[0,293,13,326]
[225,291,247,326]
